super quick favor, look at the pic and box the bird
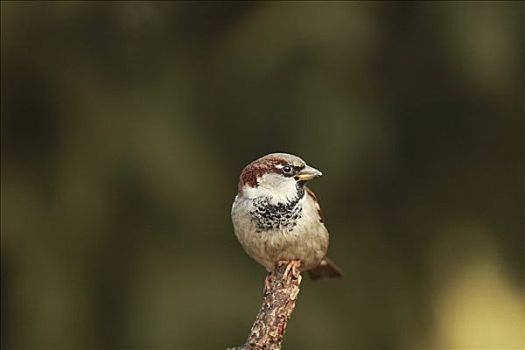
[231,152,342,280]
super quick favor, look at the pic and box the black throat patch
[250,185,305,232]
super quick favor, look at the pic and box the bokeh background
[1,2,524,350]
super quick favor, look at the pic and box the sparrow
[231,152,342,280]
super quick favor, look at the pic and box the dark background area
[1,2,524,350]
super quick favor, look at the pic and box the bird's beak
[295,165,323,182]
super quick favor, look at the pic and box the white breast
[231,188,329,271]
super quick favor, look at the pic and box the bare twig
[228,260,302,350]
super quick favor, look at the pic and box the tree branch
[228,261,302,350]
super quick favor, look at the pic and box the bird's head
[238,153,322,202]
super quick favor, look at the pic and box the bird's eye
[282,165,293,175]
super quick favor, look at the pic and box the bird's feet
[278,260,302,283]
[264,274,272,292]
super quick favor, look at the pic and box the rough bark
[228,261,302,350]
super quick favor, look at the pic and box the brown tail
[308,257,343,280]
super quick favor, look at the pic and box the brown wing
[306,188,344,279]
[306,187,324,223]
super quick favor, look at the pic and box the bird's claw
[279,260,301,280]
[264,275,272,292]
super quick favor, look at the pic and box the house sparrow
[231,153,342,280]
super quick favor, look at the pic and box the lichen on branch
[228,260,302,350]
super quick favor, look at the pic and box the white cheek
[241,173,298,204]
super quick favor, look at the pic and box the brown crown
[238,156,285,191]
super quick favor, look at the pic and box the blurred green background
[1,2,524,350]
